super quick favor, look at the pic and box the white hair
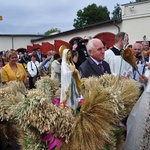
[133,42,143,50]
[86,38,102,51]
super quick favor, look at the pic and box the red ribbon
[78,98,84,105]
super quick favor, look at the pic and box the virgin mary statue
[60,47,81,110]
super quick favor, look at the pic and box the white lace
[123,70,150,150]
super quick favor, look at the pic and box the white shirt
[27,60,40,77]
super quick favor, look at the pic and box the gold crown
[59,45,67,57]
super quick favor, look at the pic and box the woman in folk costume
[123,65,150,149]
[59,46,81,110]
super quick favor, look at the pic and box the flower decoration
[41,133,62,150]
[78,98,84,105]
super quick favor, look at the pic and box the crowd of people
[0,32,150,149]
[0,48,58,89]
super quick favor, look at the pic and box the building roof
[31,19,122,42]
[0,34,46,37]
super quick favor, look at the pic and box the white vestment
[123,68,150,150]
[105,49,132,76]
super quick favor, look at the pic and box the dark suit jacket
[36,54,44,63]
[78,57,111,78]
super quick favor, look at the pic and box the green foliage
[111,4,122,20]
[44,28,61,35]
[136,0,149,2]
[73,3,110,29]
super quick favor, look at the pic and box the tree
[44,28,61,35]
[73,3,110,29]
[111,4,122,20]
[136,0,149,2]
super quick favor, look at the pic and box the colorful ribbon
[78,98,84,105]
[53,98,60,106]
[41,133,62,150]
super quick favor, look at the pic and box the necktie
[98,63,104,74]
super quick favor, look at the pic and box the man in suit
[35,48,44,63]
[78,38,111,78]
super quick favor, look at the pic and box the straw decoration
[35,76,59,101]
[0,74,140,150]
[120,78,140,113]
[120,48,140,74]
[0,77,75,149]
[62,74,140,150]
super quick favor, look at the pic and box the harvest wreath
[0,75,139,150]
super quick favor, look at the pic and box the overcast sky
[0,0,134,35]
